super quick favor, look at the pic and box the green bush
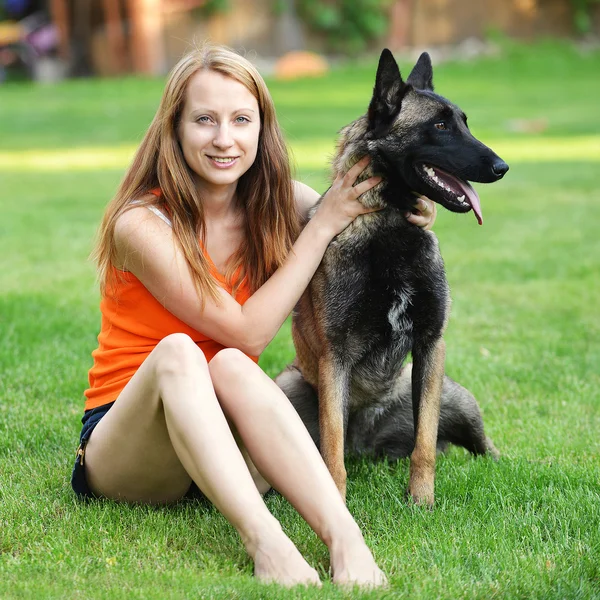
[297,0,393,54]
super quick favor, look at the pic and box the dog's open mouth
[417,164,483,225]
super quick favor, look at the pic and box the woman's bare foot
[329,530,387,588]
[244,521,321,587]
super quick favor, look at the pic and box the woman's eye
[434,122,447,130]
[235,116,250,123]
[196,116,211,123]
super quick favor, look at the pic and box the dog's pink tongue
[434,168,483,225]
[463,181,483,226]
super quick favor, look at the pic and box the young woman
[72,44,435,588]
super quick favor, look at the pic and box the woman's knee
[154,333,209,379]
[208,347,255,381]
[209,349,284,415]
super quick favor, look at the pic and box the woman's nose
[213,124,234,149]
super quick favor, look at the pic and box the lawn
[0,40,599,599]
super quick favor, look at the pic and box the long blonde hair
[92,43,299,304]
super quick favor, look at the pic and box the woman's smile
[206,155,240,168]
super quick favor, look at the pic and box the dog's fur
[275,50,507,505]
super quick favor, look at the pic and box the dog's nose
[492,160,509,178]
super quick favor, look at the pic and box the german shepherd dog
[275,49,508,506]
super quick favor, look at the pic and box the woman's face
[178,69,261,195]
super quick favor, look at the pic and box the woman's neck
[196,180,240,222]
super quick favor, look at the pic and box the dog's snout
[492,160,509,178]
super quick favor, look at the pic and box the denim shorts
[71,401,115,500]
[71,401,205,501]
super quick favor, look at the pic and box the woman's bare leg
[209,348,387,588]
[83,334,320,587]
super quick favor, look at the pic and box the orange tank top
[84,199,258,411]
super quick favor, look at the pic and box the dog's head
[364,49,508,224]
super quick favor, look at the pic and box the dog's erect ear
[367,49,407,136]
[406,52,434,91]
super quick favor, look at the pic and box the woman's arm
[114,158,380,357]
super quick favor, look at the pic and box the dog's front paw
[408,451,436,507]
[407,475,435,507]
[332,469,347,503]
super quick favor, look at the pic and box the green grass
[1,40,599,598]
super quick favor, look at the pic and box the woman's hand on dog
[406,196,437,230]
[312,156,382,238]
[309,155,436,236]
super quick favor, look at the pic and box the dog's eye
[434,122,447,130]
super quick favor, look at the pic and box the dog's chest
[319,225,438,329]
[317,251,415,345]
[315,222,448,399]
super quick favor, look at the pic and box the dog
[275,49,507,506]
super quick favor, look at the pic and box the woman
[72,43,435,587]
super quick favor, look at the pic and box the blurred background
[0,0,599,82]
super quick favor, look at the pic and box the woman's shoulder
[113,196,173,270]
[293,180,321,221]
